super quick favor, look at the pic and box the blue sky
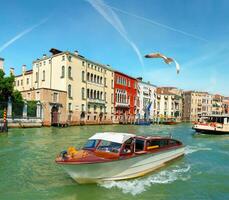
[0,0,229,96]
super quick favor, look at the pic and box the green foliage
[0,69,23,103]
[27,100,37,117]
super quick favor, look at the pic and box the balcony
[115,102,130,108]
[88,98,105,104]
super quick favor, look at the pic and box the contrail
[100,2,208,42]
[0,18,48,53]
[86,0,144,68]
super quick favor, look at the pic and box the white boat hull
[60,147,185,184]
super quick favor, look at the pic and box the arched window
[100,77,102,84]
[68,66,72,78]
[82,71,85,82]
[100,92,103,100]
[104,92,107,101]
[97,91,100,99]
[91,74,93,82]
[87,89,89,98]
[94,90,96,99]
[61,66,65,78]
[97,76,99,83]
[90,90,93,99]
[68,84,72,98]
[87,72,90,81]
[42,70,45,81]
[81,88,85,100]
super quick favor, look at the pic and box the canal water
[0,124,229,200]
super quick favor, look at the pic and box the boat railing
[143,133,172,138]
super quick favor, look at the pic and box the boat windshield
[96,140,122,153]
[83,139,99,149]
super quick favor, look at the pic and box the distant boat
[56,132,185,184]
[193,115,229,135]
[162,117,179,125]
[135,120,151,126]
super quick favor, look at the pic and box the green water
[0,124,229,200]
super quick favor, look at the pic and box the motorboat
[55,132,185,184]
[193,115,229,135]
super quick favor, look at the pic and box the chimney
[43,54,47,59]
[74,50,78,56]
[22,64,26,75]
[0,57,4,71]
[136,77,143,81]
[10,67,14,76]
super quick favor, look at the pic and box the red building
[114,71,138,123]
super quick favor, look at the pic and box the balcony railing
[115,102,130,108]
[88,98,105,104]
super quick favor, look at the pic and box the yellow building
[15,48,114,126]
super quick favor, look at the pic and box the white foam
[185,145,212,155]
[99,164,191,195]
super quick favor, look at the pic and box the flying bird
[145,52,180,74]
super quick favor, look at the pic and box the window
[97,91,100,99]
[68,66,72,78]
[83,139,98,149]
[68,55,72,62]
[68,103,72,111]
[82,71,85,82]
[17,80,19,86]
[35,72,38,82]
[68,84,72,98]
[111,94,114,103]
[94,105,97,112]
[94,90,96,99]
[100,77,102,84]
[94,74,96,82]
[100,92,103,100]
[82,61,85,66]
[21,80,23,86]
[62,55,65,61]
[26,78,29,85]
[61,66,65,78]
[87,72,90,81]
[42,70,45,81]
[49,59,51,64]
[91,74,93,82]
[111,80,114,88]
[88,105,91,112]
[81,104,85,112]
[53,92,58,102]
[104,78,106,86]
[135,139,145,152]
[87,89,90,98]
[97,76,100,83]
[104,92,107,101]
[44,61,46,65]
[97,140,121,153]
[82,88,85,100]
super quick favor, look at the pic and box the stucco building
[182,91,213,122]
[114,71,137,123]
[136,78,157,121]
[156,87,183,122]
[14,48,114,126]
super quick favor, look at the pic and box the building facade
[114,71,137,123]
[136,78,157,121]
[182,91,213,122]
[156,87,183,122]
[14,48,114,126]
[212,94,223,115]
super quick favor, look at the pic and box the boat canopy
[89,132,136,144]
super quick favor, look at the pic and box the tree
[0,69,23,103]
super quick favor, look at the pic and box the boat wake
[185,145,212,155]
[99,164,191,195]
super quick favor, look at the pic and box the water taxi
[56,132,185,183]
[193,115,229,135]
